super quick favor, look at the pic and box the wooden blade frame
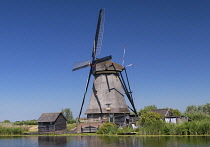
[92,9,104,61]
[92,55,112,65]
[72,60,90,71]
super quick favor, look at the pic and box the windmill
[73,9,137,124]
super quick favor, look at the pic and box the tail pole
[122,45,126,66]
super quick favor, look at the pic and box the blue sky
[0,0,209,121]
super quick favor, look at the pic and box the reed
[137,120,210,135]
[117,127,135,134]
[0,123,29,135]
[0,126,24,135]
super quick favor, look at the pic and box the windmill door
[109,114,114,123]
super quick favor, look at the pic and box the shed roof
[151,109,172,117]
[37,112,67,122]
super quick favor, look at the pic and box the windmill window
[106,104,111,108]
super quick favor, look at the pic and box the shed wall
[54,114,66,131]
[38,122,55,132]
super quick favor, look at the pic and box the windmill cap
[93,61,123,74]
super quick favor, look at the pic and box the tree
[138,111,163,127]
[202,103,210,115]
[185,105,198,114]
[170,108,181,116]
[184,103,210,115]
[184,103,210,121]
[62,108,74,122]
[138,105,157,116]
[3,120,10,123]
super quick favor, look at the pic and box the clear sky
[0,0,209,122]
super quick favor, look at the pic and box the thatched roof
[37,112,67,122]
[85,73,130,114]
[151,109,173,117]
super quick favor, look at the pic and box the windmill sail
[72,60,90,71]
[92,55,112,65]
[73,9,106,72]
[92,9,105,61]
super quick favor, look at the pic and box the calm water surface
[0,136,209,147]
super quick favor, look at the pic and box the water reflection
[38,136,67,146]
[75,136,210,147]
[138,136,210,147]
[74,136,139,147]
[0,136,210,147]
[98,136,140,147]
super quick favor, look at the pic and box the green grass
[67,123,77,130]
[117,127,136,134]
[0,123,29,135]
[0,126,27,135]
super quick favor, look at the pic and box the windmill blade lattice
[72,60,90,71]
[92,9,105,61]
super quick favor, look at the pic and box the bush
[138,111,163,127]
[96,123,118,134]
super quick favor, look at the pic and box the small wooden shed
[37,112,67,132]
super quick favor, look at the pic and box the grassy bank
[0,123,77,135]
[0,127,24,135]
[0,123,29,135]
[95,121,210,136]
[137,120,210,135]
[67,123,77,130]
[0,121,209,136]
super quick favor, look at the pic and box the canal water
[0,136,209,147]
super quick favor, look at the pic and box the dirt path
[29,125,38,132]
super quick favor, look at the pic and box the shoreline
[1,134,210,137]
